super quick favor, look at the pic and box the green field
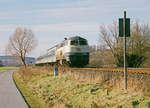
[13,67,150,108]
[0,67,17,75]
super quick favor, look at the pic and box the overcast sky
[0,0,149,57]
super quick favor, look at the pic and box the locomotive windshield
[80,41,87,45]
[71,40,87,46]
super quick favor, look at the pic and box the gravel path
[0,70,28,108]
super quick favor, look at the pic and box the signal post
[119,11,130,90]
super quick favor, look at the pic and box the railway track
[72,67,150,75]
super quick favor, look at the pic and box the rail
[71,67,150,74]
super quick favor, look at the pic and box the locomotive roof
[47,36,86,51]
[68,36,86,41]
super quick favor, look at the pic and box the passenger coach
[35,36,90,67]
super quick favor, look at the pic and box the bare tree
[99,22,123,66]
[6,27,37,66]
[99,21,150,67]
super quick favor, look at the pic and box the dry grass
[0,67,17,75]
[18,66,53,81]
[14,66,150,108]
[18,65,150,96]
[58,66,150,96]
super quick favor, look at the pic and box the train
[35,36,90,67]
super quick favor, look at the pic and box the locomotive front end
[65,36,90,67]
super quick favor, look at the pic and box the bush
[0,60,3,67]
[116,53,146,67]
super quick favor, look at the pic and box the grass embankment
[13,66,150,108]
[0,67,17,75]
[13,68,47,108]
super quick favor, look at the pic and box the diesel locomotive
[35,36,90,67]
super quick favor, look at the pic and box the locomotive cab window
[79,41,87,45]
[71,40,87,46]
[71,40,78,45]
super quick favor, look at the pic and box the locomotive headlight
[76,48,81,51]
[66,56,70,61]
[71,47,81,52]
